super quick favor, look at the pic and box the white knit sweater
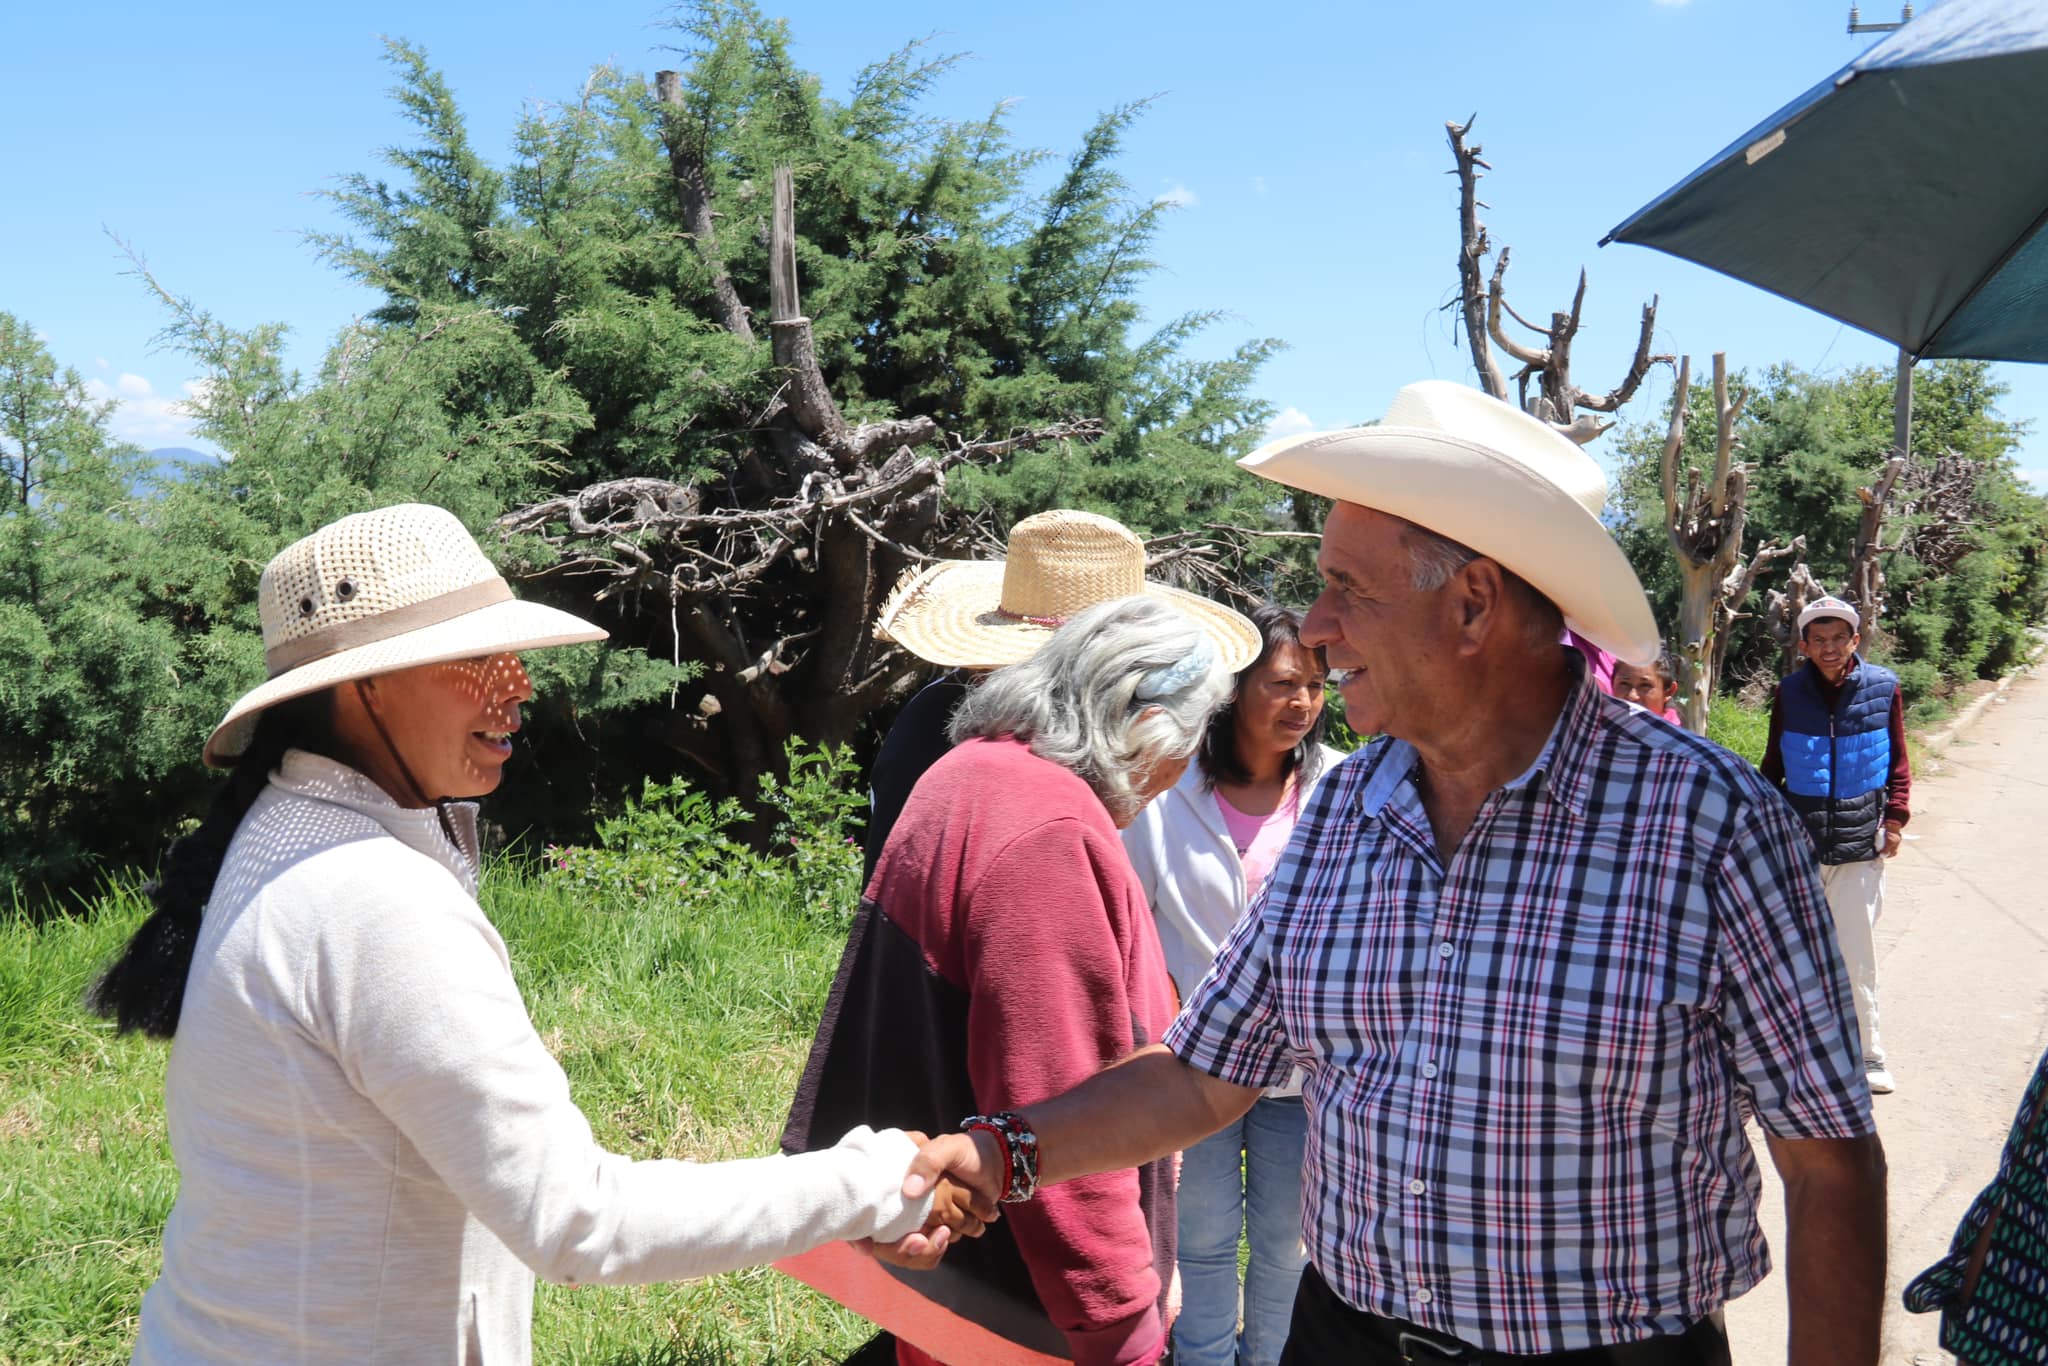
[133,751,931,1365]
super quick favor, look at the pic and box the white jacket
[134,751,930,1366]
[1121,745,1344,1098]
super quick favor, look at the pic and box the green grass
[0,860,878,1365]
[1704,696,1770,767]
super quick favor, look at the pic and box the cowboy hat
[203,504,606,767]
[1238,382,1660,666]
[874,508,1261,672]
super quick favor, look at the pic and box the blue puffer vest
[1777,656,1898,865]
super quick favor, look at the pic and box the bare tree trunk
[1848,455,1906,631]
[1663,353,1777,734]
[1446,118,1508,402]
[655,70,755,345]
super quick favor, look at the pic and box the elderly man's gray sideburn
[1396,517,1562,653]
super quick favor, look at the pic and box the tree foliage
[0,315,238,888]
[3,7,1298,891]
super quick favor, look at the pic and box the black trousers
[1277,1265,1733,1366]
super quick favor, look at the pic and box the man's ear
[1452,558,1506,648]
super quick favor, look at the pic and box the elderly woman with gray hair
[780,593,1258,1366]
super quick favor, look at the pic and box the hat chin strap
[353,680,460,847]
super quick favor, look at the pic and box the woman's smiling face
[342,653,535,804]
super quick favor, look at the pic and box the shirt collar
[271,749,483,893]
[1355,652,1603,823]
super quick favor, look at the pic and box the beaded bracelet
[961,1111,1040,1203]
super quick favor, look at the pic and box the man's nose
[1301,592,1340,648]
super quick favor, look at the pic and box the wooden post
[767,166,848,453]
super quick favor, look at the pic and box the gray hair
[948,595,1234,824]
[1403,521,1481,591]
[1397,518,1562,650]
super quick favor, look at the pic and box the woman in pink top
[1121,605,1347,1366]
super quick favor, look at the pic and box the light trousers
[1173,1094,1308,1366]
[1820,858,1886,1066]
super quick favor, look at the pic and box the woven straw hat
[874,509,1261,672]
[1239,381,1661,667]
[202,504,606,767]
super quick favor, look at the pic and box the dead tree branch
[1446,120,1672,444]
[654,71,754,345]
[1447,117,1509,402]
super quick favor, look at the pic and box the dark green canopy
[1604,0,2048,363]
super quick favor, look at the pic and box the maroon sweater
[785,737,1177,1365]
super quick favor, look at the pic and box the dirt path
[1724,669,2048,1365]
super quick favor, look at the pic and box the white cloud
[1154,182,1198,209]
[1251,175,1268,197]
[1264,406,1315,441]
[84,372,207,448]
[1652,0,1692,7]
[94,357,110,370]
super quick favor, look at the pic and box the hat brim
[203,598,607,767]
[1240,424,1661,667]
[875,560,1263,673]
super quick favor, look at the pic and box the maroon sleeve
[1885,687,1911,826]
[1759,683,1787,788]
[961,818,1166,1366]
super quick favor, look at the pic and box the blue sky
[4,0,2042,486]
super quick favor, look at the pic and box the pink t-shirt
[1215,786,1302,897]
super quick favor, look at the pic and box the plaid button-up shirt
[1165,679,1874,1353]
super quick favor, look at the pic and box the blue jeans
[1173,1094,1308,1366]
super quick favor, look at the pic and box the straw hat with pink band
[203,504,607,768]
[873,508,1261,674]
[1238,381,1662,668]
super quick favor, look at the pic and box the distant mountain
[144,447,216,486]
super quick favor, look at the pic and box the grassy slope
[0,866,873,1366]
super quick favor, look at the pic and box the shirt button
[1408,1178,1427,1194]
[1414,1287,1435,1305]
[1420,1062,1439,1079]
[1437,942,1455,959]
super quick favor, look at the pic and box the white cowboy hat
[203,504,606,767]
[1797,594,1861,634]
[874,508,1261,672]
[1238,381,1660,666]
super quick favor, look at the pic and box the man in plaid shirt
[908,384,1885,1365]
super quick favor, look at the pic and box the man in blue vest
[1762,595,1912,1095]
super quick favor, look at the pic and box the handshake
[863,1127,1011,1270]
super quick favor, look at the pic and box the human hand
[1881,822,1903,859]
[902,1128,1005,1210]
[860,1134,999,1270]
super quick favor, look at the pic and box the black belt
[1361,1312,1728,1366]
[1286,1265,1732,1366]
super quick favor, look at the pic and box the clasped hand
[858,1130,1004,1270]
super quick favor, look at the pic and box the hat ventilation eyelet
[298,596,316,618]
[335,578,356,603]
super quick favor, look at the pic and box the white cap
[1798,594,1860,634]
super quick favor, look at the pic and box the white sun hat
[203,504,606,767]
[1797,594,1861,634]
[1238,381,1661,666]
[873,508,1261,672]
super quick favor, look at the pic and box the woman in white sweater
[88,505,966,1365]
[1120,603,1344,1366]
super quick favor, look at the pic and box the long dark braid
[87,691,335,1039]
